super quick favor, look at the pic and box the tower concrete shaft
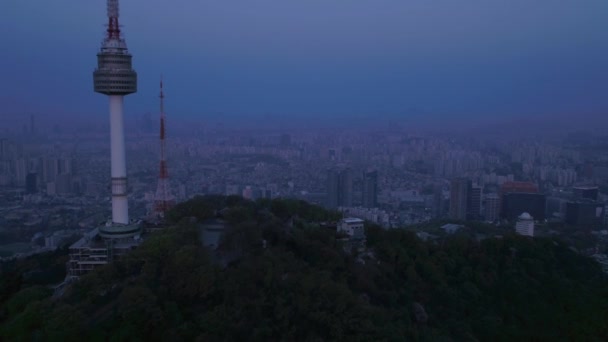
[93,0,137,226]
[154,79,175,216]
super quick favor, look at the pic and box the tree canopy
[1,196,607,340]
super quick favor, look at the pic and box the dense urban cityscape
[2,0,608,339]
[2,116,608,269]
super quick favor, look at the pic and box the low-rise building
[338,218,365,239]
[441,223,463,234]
[515,212,534,237]
[337,218,366,253]
[68,221,142,279]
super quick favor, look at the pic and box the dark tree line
[1,195,607,340]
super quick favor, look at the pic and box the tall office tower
[573,186,599,202]
[466,184,482,220]
[565,201,604,227]
[362,170,378,208]
[449,178,470,220]
[42,158,59,183]
[501,193,546,221]
[484,193,500,222]
[326,168,353,208]
[340,168,353,207]
[152,79,175,217]
[327,169,340,208]
[0,139,7,160]
[433,184,447,218]
[14,158,28,187]
[58,158,75,175]
[55,174,73,195]
[26,172,38,194]
[93,0,137,225]
[500,181,545,221]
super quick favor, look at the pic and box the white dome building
[515,212,534,237]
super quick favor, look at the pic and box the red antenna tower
[153,77,175,216]
[106,0,121,40]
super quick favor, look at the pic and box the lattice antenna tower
[153,78,175,216]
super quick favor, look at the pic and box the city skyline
[1,0,607,124]
[2,1,608,339]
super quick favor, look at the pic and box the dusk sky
[2,0,607,124]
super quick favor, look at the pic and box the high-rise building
[573,186,599,202]
[500,181,544,221]
[466,184,482,220]
[327,168,353,208]
[546,196,567,219]
[449,178,469,220]
[58,158,75,175]
[26,172,38,194]
[565,201,604,227]
[341,168,353,207]
[55,174,73,195]
[14,158,27,187]
[484,193,500,222]
[42,158,59,183]
[46,182,56,196]
[515,212,534,237]
[433,184,448,218]
[327,169,340,208]
[502,193,546,221]
[362,170,378,208]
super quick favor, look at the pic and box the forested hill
[1,195,608,340]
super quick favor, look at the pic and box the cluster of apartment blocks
[0,155,80,196]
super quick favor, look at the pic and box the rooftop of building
[342,218,364,224]
[441,223,464,234]
[501,181,539,193]
[518,212,533,220]
[70,228,141,250]
[573,185,599,190]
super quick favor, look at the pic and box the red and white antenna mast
[106,0,121,40]
[153,78,175,217]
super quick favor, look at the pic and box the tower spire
[106,0,121,40]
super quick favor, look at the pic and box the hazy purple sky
[2,0,607,124]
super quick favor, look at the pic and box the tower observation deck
[94,0,137,95]
[93,0,140,238]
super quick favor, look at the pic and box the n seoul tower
[93,0,137,227]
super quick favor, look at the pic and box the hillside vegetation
[1,195,607,341]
